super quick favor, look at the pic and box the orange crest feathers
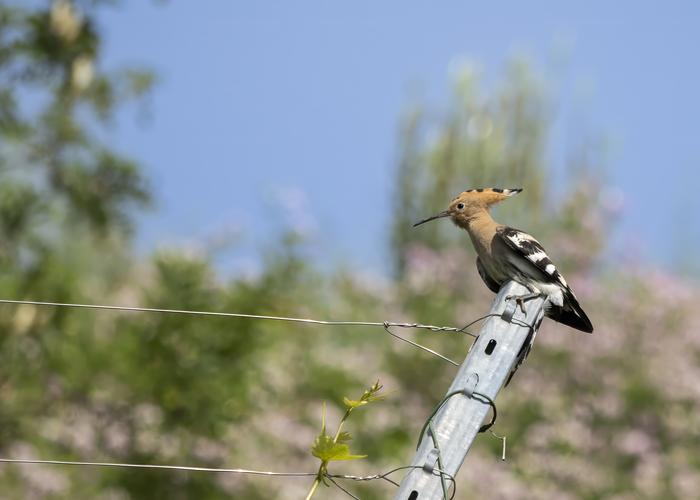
[452,187,522,207]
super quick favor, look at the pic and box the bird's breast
[475,249,511,285]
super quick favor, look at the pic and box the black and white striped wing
[496,226,593,333]
[496,227,569,288]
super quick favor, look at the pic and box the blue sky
[99,1,700,275]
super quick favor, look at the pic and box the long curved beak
[413,210,450,227]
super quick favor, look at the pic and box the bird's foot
[506,292,545,314]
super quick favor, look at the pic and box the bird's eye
[457,203,464,210]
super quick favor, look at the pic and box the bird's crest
[451,187,522,207]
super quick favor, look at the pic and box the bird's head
[413,187,522,228]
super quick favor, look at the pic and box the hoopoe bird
[414,187,593,333]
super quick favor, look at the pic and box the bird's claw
[506,292,545,314]
[506,295,527,314]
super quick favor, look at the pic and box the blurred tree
[0,0,154,496]
[0,0,152,237]
[391,59,550,278]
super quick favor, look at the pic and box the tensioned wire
[0,459,458,499]
[0,298,486,365]
[0,298,477,337]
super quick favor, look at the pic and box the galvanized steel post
[395,281,546,500]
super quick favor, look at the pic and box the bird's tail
[547,290,593,333]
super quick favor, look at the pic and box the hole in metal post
[408,491,419,500]
[485,339,497,355]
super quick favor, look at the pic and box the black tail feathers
[547,291,593,333]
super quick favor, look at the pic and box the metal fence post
[395,281,546,500]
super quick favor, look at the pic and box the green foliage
[311,433,365,463]
[0,0,153,239]
[343,380,385,409]
[307,382,384,499]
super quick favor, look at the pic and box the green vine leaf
[343,380,385,409]
[336,431,352,444]
[311,433,366,461]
